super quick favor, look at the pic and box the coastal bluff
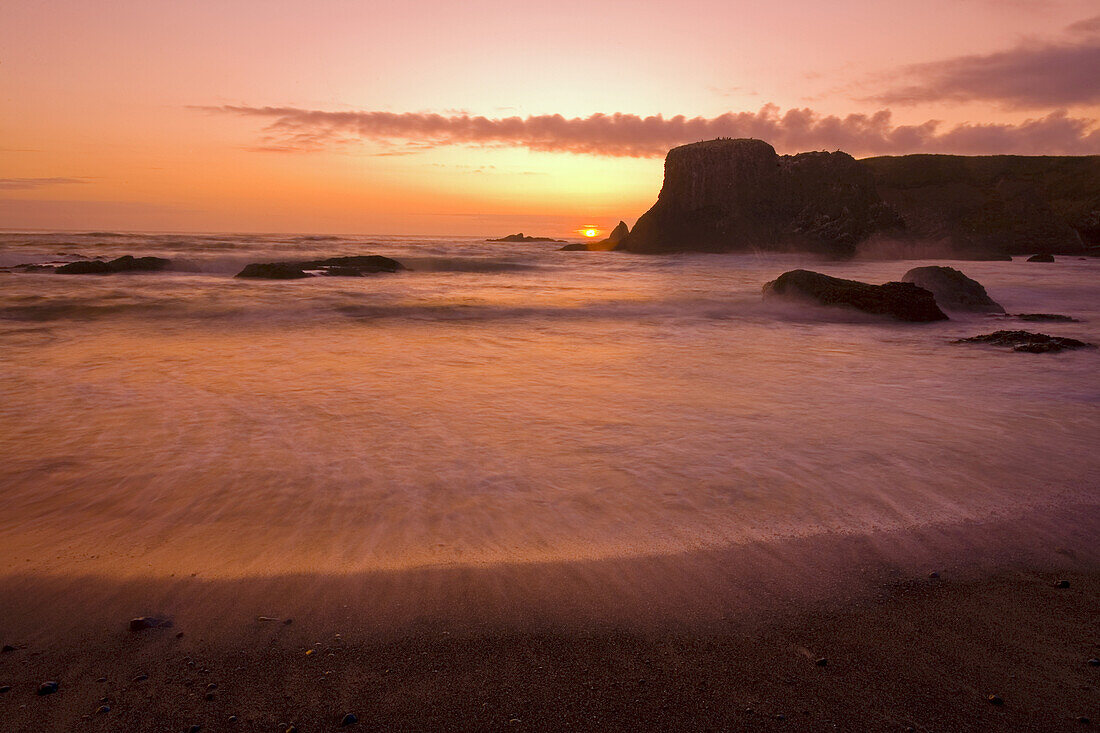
[616,139,1099,258]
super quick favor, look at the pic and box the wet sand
[2,503,1098,732]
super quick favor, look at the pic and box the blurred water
[1,232,1097,579]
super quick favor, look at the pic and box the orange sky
[2,0,1099,236]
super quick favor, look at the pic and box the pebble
[815,658,828,667]
[205,692,215,701]
[928,571,940,579]
[96,677,107,683]
[129,616,171,631]
[188,726,202,733]
[228,716,238,723]
[1,644,14,653]
[1054,580,1071,589]
[176,632,185,639]
[341,713,359,726]
[37,681,59,696]
[1088,659,1100,667]
[0,685,10,694]
[775,713,786,721]
[987,694,1004,706]
[133,674,149,683]
[96,705,110,714]
[1078,717,1090,725]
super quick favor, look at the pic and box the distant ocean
[1,231,1098,579]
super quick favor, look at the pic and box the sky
[2,0,1099,236]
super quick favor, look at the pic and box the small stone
[341,713,359,726]
[206,682,217,690]
[96,677,107,683]
[0,685,10,694]
[283,618,293,625]
[205,692,215,701]
[188,726,202,733]
[133,674,149,683]
[1077,717,1090,725]
[775,713,786,721]
[37,681,59,695]
[176,632,185,638]
[96,705,110,714]
[1055,580,1071,589]
[988,694,1004,706]
[1,644,14,653]
[1088,658,1100,667]
[228,716,238,723]
[129,617,171,631]
[815,657,828,667]
[928,572,940,579]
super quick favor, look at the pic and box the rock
[188,726,202,733]
[928,571,940,579]
[206,683,218,690]
[129,616,172,631]
[55,256,171,274]
[577,220,630,251]
[762,270,948,322]
[1,644,14,653]
[900,266,1004,313]
[235,263,310,279]
[96,705,110,714]
[987,694,1004,706]
[133,674,149,682]
[558,243,589,251]
[37,681,59,695]
[205,692,215,701]
[1054,579,1071,588]
[954,331,1095,353]
[619,139,901,256]
[341,713,359,726]
[487,233,564,242]
[1088,658,1100,666]
[236,255,404,279]
[0,685,10,693]
[1027,253,1056,262]
[1079,716,1091,725]
[1012,313,1078,322]
[815,657,828,667]
[228,716,238,723]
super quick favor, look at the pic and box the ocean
[1,231,1098,580]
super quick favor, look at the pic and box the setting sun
[585,229,597,238]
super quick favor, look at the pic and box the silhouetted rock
[55,256,171,274]
[863,155,1097,257]
[1011,313,1077,322]
[236,263,310,279]
[762,269,948,322]
[1027,253,1056,262]
[129,616,173,631]
[236,255,404,279]
[582,220,630,251]
[900,266,1004,313]
[954,330,1095,353]
[487,233,564,242]
[619,139,901,256]
[558,243,589,251]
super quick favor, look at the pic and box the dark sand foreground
[1,504,1098,732]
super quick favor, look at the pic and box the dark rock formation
[1010,313,1078,322]
[762,269,948,322]
[55,256,171,274]
[618,139,901,257]
[1026,253,1055,262]
[487,233,564,243]
[558,243,589,251]
[862,154,1098,256]
[236,263,311,279]
[616,139,1098,258]
[129,616,172,631]
[954,330,1095,353]
[900,266,1004,313]
[235,255,404,279]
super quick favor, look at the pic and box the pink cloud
[195,104,1100,157]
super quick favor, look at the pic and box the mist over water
[1,232,1098,580]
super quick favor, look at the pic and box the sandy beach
[2,503,1097,732]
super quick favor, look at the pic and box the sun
[584,229,597,238]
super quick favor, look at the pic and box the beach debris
[1055,580,1071,588]
[987,694,1004,706]
[129,616,172,631]
[815,657,828,667]
[954,331,1095,353]
[341,712,359,726]
[36,681,59,695]
[305,649,314,656]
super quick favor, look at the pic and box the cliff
[616,139,1100,258]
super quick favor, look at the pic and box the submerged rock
[900,266,1004,313]
[236,255,404,279]
[762,270,948,322]
[954,330,1095,353]
[1027,253,1056,262]
[558,243,589,251]
[55,256,171,274]
[129,616,172,631]
[1011,313,1078,322]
